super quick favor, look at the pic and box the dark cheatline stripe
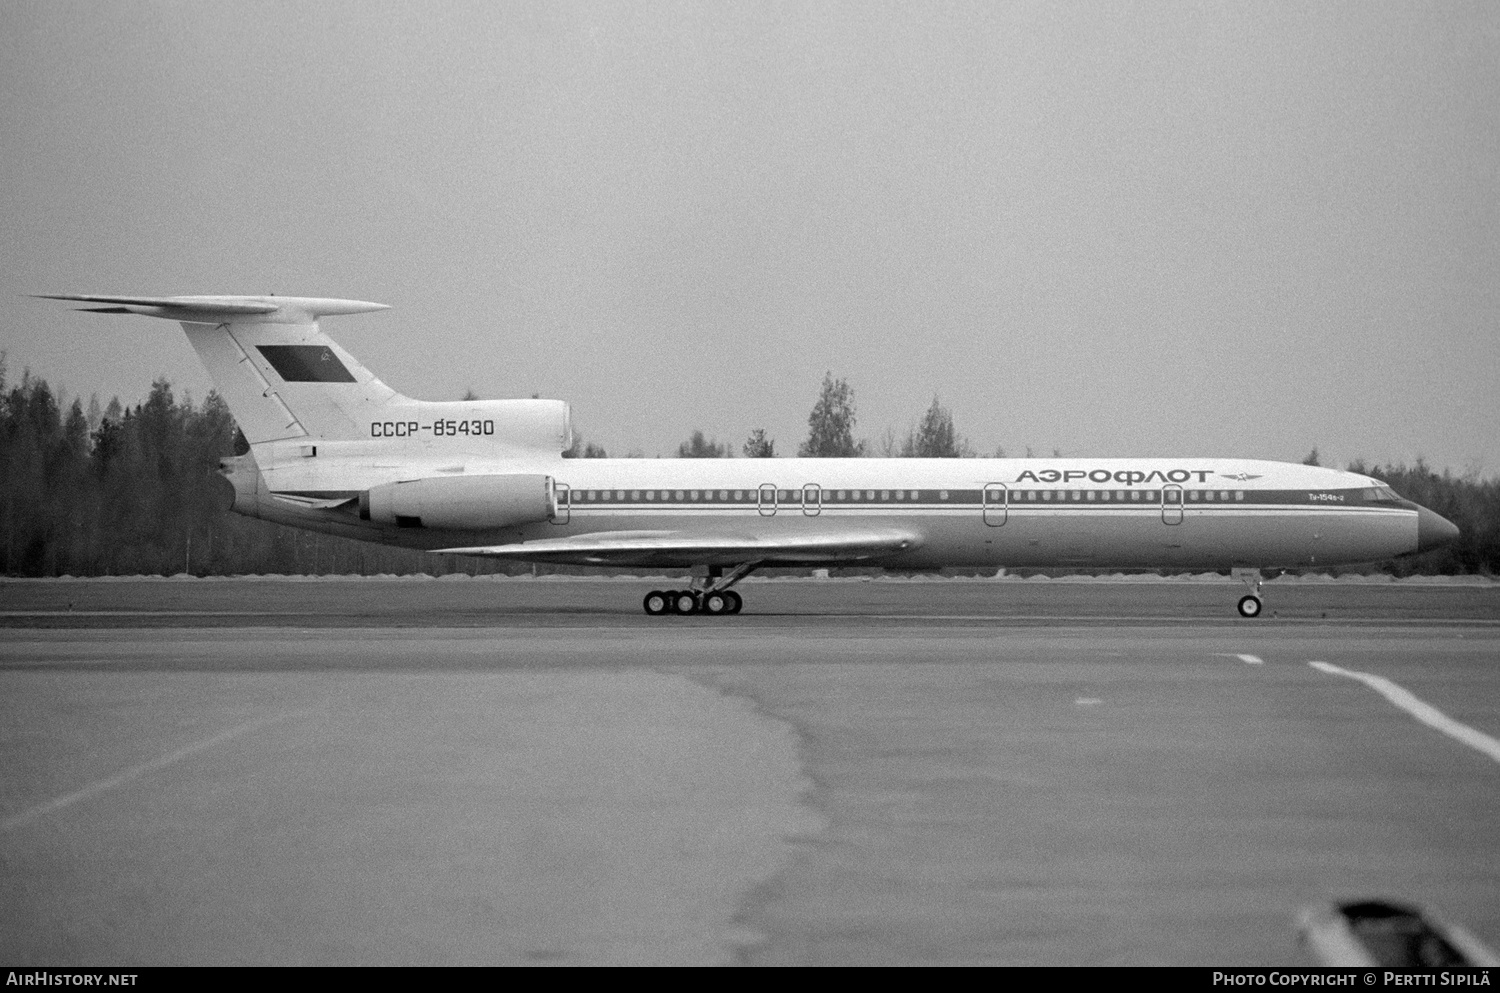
[265,482,1401,510]
[555,488,1401,509]
[257,345,357,383]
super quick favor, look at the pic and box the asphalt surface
[1,578,1497,965]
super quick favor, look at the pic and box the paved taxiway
[2,578,1497,965]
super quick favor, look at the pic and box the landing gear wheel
[703,592,730,616]
[1237,595,1262,619]
[643,590,669,616]
[726,590,743,614]
[673,591,700,615]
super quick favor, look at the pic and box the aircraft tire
[703,592,729,616]
[643,590,669,616]
[673,591,700,615]
[1237,595,1262,618]
[726,591,743,614]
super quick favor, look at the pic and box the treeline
[0,363,525,577]
[566,373,996,461]
[1346,460,1500,576]
[1,359,1496,576]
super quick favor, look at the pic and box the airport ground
[2,576,1497,966]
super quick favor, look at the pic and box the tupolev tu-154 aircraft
[42,294,1460,617]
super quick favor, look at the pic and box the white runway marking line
[1308,661,1500,765]
[0,709,316,832]
[1213,653,1264,665]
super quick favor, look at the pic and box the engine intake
[361,474,555,530]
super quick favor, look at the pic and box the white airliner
[43,294,1460,617]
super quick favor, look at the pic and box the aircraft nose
[1415,504,1460,553]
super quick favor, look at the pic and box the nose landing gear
[1234,568,1265,618]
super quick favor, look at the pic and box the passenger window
[939,490,949,500]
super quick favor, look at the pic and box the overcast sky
[3,1,1496,471]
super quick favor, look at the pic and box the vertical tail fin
[38,295,398,443]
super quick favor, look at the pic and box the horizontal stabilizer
[436,528,922,567]
[36,294,388,323]
[41,291,402,444]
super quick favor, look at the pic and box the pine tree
[902,396,961,457]
[677,430,729,458]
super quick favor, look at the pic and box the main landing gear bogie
[642,588,743,617]
[644,564,755,618]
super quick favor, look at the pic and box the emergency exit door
[983,483,1007,526]
[1161,484,1183,525]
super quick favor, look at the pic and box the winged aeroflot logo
[1220,473,1263,482]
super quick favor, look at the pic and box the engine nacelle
[361,474,555,530]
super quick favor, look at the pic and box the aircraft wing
[434,528,922,568]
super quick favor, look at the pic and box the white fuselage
[233,452,1422,571]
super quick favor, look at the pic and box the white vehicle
[44,294,1460,617]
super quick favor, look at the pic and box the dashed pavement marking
[1213,653,1264,664]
